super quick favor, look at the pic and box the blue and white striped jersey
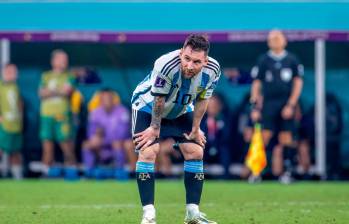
[131,50,221,119]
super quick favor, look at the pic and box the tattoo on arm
[151,96,165,130]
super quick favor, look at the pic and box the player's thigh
[137,143,160,162]
[278,119,295,145]
[261,129,273,145]
[179,142,203,160]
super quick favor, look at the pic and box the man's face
[180,46,208,79]
[2,65,17,82]
[267,30,287,52]
[101,92,114,110]
[51,52,68,72]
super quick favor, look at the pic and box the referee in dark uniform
[250,30,304,182]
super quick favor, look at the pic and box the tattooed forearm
[151,96,165,130]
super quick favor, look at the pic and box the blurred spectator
[250,30,304,183]
[201,93,231,179]
[156,138,181,176]
[71,67,101,85]
[324,93,343,179]
[0,64,23,179]
[223,67,253,85]
[82,88,135,180]
[39,49,78,180]
[235,93,254,179]
[294,103,311,178]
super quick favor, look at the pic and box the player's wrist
[286,103,296,109]
[191,127,200,133]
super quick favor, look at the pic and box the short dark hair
[51,49,67,59]
[99,87,114,93]
[183,34,210,55]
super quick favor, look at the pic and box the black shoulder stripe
[160,56,180,74]
[204,65,219,75]
[164,61,181,76]
[208,60,220,70]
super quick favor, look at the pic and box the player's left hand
[281,104,294,119]
[183,129,207,148]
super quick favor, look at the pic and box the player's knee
[278,132,293,145]
[181,143,203,160]
[138,145,160,162]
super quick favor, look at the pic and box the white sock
[186,203,199,216]
[11,165,23,180]
[143,204,156,218]
[0,153,9,177]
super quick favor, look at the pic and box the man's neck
[52,69,64,74]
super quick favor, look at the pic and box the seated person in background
[294,104,311,178]
[201,93,231,179]
[39,49,77,180]
[82,88,133,179]
[0,64,23,180]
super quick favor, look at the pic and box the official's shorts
[261,100,295,133]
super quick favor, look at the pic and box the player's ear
[203,56,209,66]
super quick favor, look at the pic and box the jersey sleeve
[291,56,304,78]
[150,59,172,96]
[198,70,221,100]
[251,56,266,80]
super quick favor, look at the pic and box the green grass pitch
[0,180,348,223]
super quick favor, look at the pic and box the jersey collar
[267,50,288,61]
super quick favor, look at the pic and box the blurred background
[0,0,349,182]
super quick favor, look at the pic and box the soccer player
[0,64,23,179]
[39,49,78,179]
[132,34,220,224]
[82,88,131,179]
[250,29,304,183]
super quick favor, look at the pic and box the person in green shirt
[39,49,77,180]
[0,63,23,179]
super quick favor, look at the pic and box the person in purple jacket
[82,88,131,179]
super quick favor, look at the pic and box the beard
[182,67,197,79]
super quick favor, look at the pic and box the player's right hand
[133,126,160,151]
[250,109,261,122]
